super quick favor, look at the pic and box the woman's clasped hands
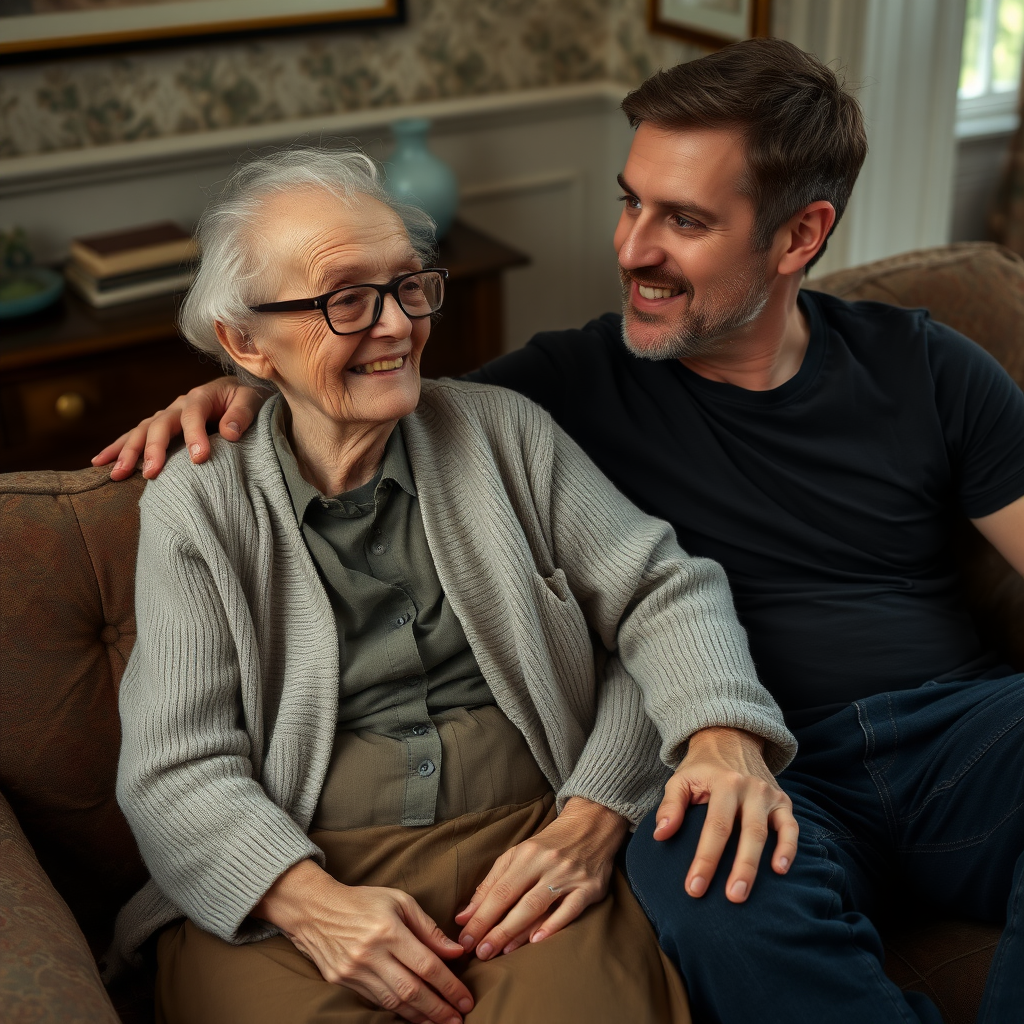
[253,798,628,1024]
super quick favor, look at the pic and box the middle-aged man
[96,38,1024,1024]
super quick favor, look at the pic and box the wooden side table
[0,222,528,473]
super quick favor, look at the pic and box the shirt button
[394,614,409,628]
[417,759,436,777]
[372,541,387,555]
[411,724,428,736]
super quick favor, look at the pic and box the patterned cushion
[0,789,120,1023]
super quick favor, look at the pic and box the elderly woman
[112,147,793,1024]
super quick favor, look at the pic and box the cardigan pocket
[529,569,593,671]
[540,567,572,603]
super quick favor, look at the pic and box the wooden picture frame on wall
[648,0,771,50]
[0,0,403,57]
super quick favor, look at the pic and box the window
[958,0,1024,137]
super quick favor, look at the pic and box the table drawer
[0,339,221,472]
[16,371,107,441]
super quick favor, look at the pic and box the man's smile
[637,284,683,300]
[627,276,692,311]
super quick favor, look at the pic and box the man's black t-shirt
[468,289,1024,722]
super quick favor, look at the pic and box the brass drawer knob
[55,392,86,420]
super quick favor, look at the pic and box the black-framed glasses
[249,268,448,336]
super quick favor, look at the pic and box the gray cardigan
[113,380,794,967]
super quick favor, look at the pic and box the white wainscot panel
[427,96,627,350]
[0,83,628,355]
[460,173,587,352]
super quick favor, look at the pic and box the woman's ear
[215,322,275,381]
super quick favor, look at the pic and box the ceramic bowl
[0,267,64,320]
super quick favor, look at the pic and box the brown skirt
[156,793,690,1024]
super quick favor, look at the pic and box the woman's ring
[547,885,562,895]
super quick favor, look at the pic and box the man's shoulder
[802,287,932,334]
[804,287,997,369]
[472,313,623,377]
[527,312,625,349]
[467,312,630,414]
[803,287,999,379]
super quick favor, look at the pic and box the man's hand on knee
[654,726,798,904]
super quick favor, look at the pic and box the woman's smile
[349,355,407,375]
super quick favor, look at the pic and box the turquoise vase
[386,118,459,239]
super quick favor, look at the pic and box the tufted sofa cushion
[0,468,148,960]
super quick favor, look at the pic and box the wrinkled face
[246,189,429,428]
[613,124,772,361]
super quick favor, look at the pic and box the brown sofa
[1,242,1023,1024]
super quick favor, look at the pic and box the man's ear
[215,321,275,381]
[776,201,836,276]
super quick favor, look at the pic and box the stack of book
[65,222,196,308]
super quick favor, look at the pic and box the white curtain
[773,0,967,275]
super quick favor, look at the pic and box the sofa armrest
[0,789,121,1024]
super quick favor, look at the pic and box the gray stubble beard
[618,253,771,361]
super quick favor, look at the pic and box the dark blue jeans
[627,671,1024,1024]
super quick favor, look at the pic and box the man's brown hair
[621,38,867,268]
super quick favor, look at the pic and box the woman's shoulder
[406,380,562,494]
[417,377,554,433]
[142,434,244,500]
[139,399,282,525]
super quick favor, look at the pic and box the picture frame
[0,0,404,57]
[648,0,771,50]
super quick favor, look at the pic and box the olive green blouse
[271,406,506,827]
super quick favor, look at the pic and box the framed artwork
[0,0,403,56]
[648,0,771,50]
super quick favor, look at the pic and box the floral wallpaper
[0,0,701,159]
